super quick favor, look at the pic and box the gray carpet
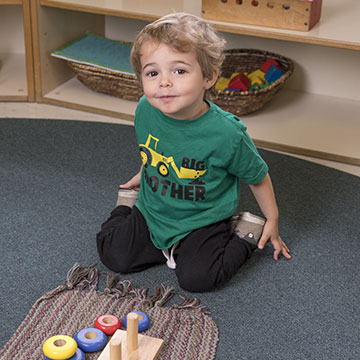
[1,118,359,359]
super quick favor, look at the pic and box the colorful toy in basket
[215,57,287,93]
[228,73,251,91]
[208,48,294,116]
[265,65,285,83]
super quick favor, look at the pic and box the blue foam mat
[52,33,134,74]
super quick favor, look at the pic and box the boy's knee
[176,266,218,293]
[96,232,130,274]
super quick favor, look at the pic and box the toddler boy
[97,13,290,292]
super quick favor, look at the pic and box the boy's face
[140,41,218,120]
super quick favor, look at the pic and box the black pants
[96,206,256,292]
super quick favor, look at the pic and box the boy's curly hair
[130,12,226,85]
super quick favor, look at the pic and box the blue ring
[123,311,150,332]
[74,328,107,353]
[45,348,85,360]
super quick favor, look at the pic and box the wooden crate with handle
[201,0,323,31]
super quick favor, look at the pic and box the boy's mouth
[157,95,178,103]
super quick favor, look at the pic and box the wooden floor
[1,101,359,177]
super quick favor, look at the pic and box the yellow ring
[43,335,77,360]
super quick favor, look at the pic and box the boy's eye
[175,69,186,75]
[146,71,158,77]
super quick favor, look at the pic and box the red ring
[94,315,121,335]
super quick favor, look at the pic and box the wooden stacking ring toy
[43,335,77,360]
[123,311,150,332]
[94,314,121,335]
[74,328,107,353]
[45,348,85,360]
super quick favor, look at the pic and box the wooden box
[201,0,323,31]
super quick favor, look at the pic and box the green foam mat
[51,33,134,74]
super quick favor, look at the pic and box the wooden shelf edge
[0,0,23,5]
[39,96,135,122]
[39,0,158,22]
[23,0,35,101]
[210,21,360,51]
[254,139,360,167]
[0,95,29,101]
[30,0,43,101]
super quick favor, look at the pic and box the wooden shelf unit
[37,0,360,51]
[0,0,35,101]
[31,0,360,165]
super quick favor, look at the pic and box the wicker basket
[68,61,143,101]
[207,49,294,116]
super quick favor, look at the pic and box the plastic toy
[247,69,266,86]
[123,311,150,333]
[215,76,230,91]
[214,58,286,93]
[260,58,280,72]
[45,348,85,360]
[43,335,77,360]
[95,314,121,335]
[74,328,107,353]
[228,73,251,91]
[97,312,163,360]
[265,64,285,83]
[249,76,263,86]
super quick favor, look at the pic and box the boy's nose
[159,75,172,88]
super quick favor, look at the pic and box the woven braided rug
[0,264,218,359]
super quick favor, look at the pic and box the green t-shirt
[134,96,268,249]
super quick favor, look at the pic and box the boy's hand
[258,221,291,261]
[120,171,142,191]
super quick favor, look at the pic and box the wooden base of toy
[97,330,163,360]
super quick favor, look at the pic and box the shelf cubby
[0,0,35,101]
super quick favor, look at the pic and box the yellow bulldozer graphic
[139,134,207,179]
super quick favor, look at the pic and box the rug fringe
[104,272,117,291]
[175,294,210,314]
[58,264,209,313]
[66,263,98,290]
[114,279,133,296]
[150,285,175,307]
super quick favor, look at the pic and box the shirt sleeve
[226,126,268,185]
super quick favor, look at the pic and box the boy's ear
[204,69,220,90]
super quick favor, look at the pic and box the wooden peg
[110,337,122,360]
[126,312,139,352]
